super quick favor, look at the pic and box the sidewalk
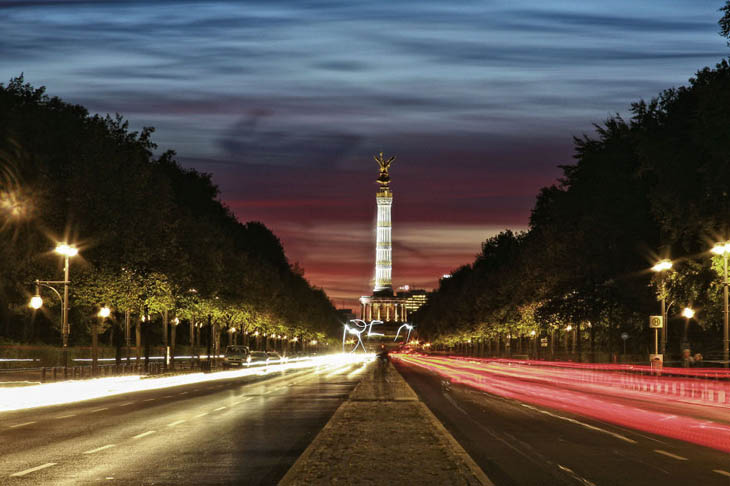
[279,358,492,485]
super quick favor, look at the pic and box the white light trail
[0,353,373,412]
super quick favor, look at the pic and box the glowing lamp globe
[30,295,43,309]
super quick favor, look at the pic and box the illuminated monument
[360,153,412,322]
[373,152,395,292]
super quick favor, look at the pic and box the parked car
[223,345,250,368]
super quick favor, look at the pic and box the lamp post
[29,243,78,372]
[651,259,673,356]
[712,242,730,368]
[96,306,110,376]
[681,307,694,353]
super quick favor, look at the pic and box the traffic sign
[649,315,663,329]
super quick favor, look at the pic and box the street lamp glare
[98,306,111,318]
[712,242,730,255]
[55,243,78,257]
[651,259,673,272]
[682,307,695,319]
[30,295,43,309]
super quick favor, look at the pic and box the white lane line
[213,406,227,412]
[194,412,208,418]
[167,420,186,427]
[143,398,155,402]
[90,408,108,413]
[132,430,156,439]
[714,469,730,477]
[521,404,637,444]
[56,414,76,419]
[9,421,36,428]
[162,395,174,399]
[118,401,135,407]
[178,392,188,395]
[10,462,57,477]
[654,450,688,461]
[84,444,115,454]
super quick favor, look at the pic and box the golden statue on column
[374,152,396,186]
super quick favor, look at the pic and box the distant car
[247,351,270,367]
[266,351,286,364]
[223,345,250,368]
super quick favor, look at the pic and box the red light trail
[392,353,730,453]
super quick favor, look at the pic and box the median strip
[279,360,492,485]
[10,462,57,477]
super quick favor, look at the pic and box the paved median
[279,358,492,485]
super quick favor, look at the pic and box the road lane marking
[654,450,687,461]
[520,404,637,444]
[713,469,730,477]
[90,408,108,413]
[10,463,57,477]
[213,406,227,412]
[167,420,186,427]
[132,430,156,439]
[56,414,76,419]
[9,421,36,428]
[557,464,597,486]
[194,412,208,418]
[84,444,115,454]
[118,401,135,407]
[162,395,174,399]
[178,392,188,395]
[143,398,155,402]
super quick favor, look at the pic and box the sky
[1,0,728,309]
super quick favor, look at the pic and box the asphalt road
[395,360,730,486]
[0,361,365,485]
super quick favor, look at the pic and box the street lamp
[651,259,673,356]
[681,307,694,353]
[93,306,111,376]
[29,243,79,372]
[712,242,730,367]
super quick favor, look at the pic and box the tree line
[0,76,338,356]
[414,11,730,361]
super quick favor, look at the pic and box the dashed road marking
[132,430,156,439]
[167,420,186,427]
[713,469,730,477]
[90,408,108,413]
[654,450,687,461]
[194,412,208,418]
[162,395,174,399]
[213,406,227,412]
[178,392,188,395]
[10,462,57,477]
[118,401,135,407]
[521,404,636,444]
[56,414,76,419]
[143,398,155,402]
[84,444,115,454]
[9,421,36,428]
